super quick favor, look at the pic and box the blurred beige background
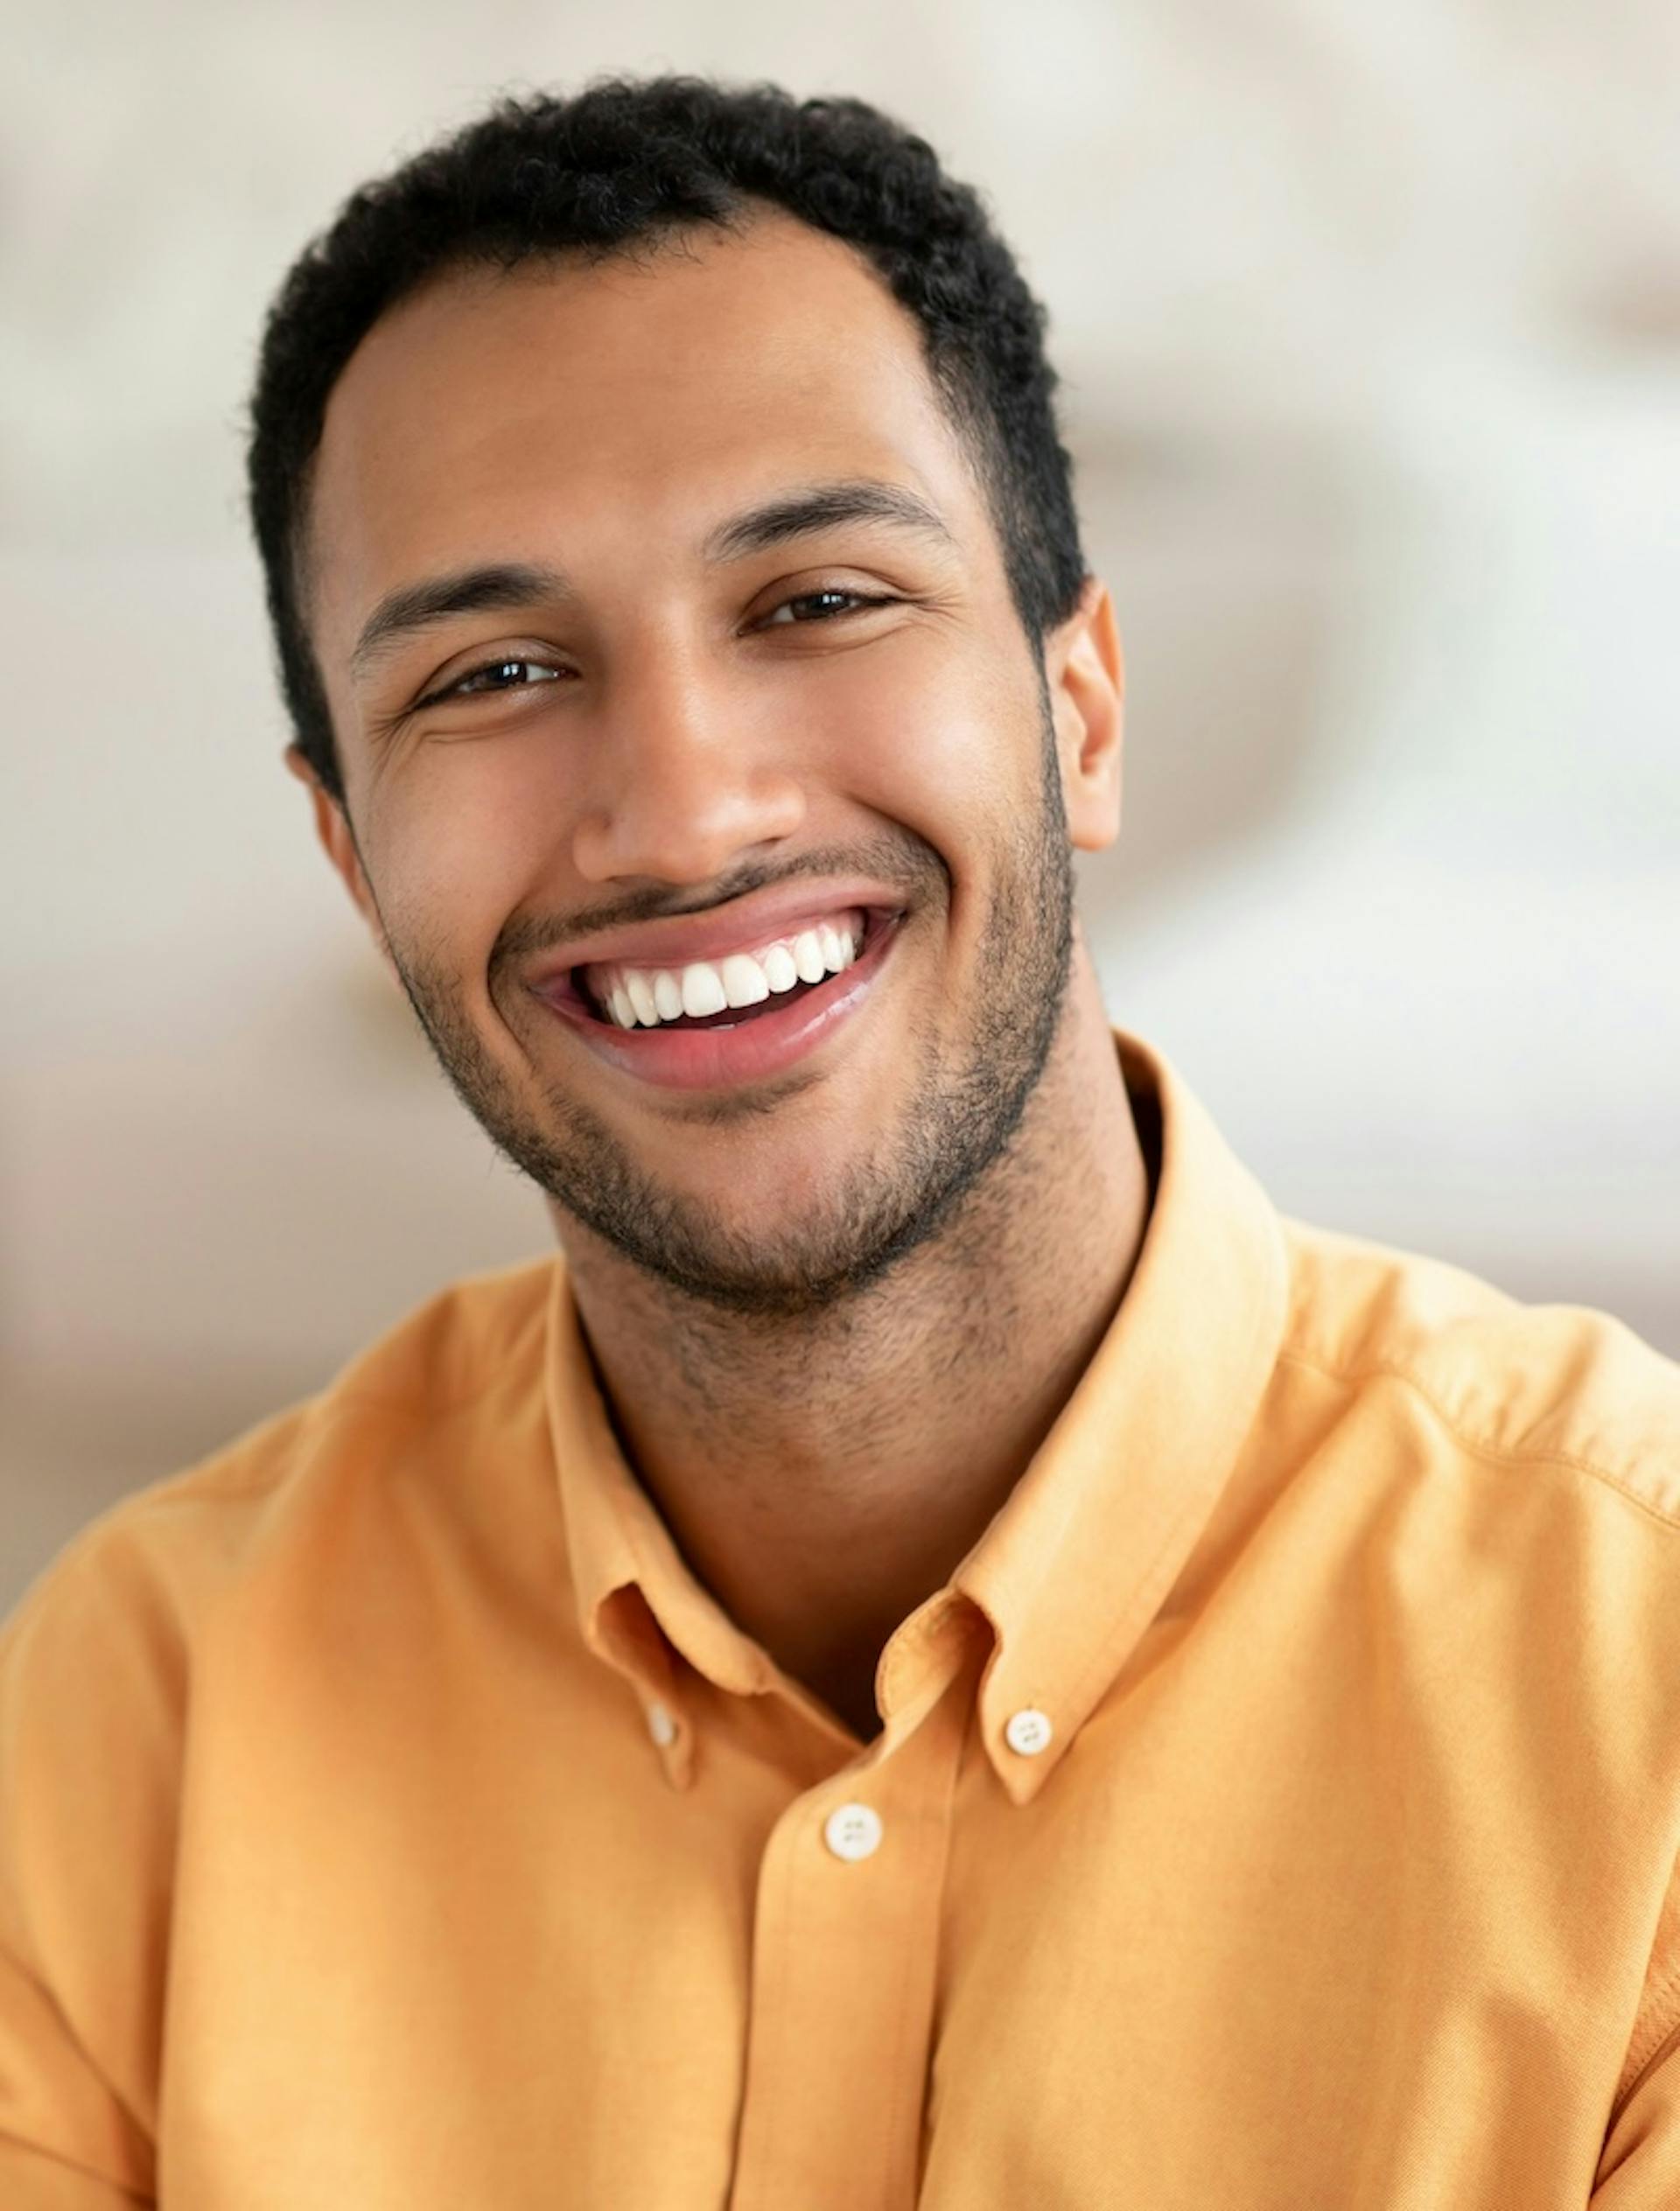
[4,0,1677,1613]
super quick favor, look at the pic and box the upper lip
[523,877,909,990]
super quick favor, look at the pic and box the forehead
[306,211,987,642]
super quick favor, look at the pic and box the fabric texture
[4,1028,1679,2208]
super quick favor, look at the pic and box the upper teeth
[591,918,862,1030]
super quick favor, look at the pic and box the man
[3,73,1678,2211]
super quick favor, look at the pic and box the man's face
[301,211,1120,1314]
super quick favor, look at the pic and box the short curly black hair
[247,73,1089,803]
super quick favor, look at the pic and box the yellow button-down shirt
[5,1030,1680,2208]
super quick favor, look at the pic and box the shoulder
[0,1254,558,1662]
[0,1254,558,1963]
[1270,1220,1680,2117]
[1276,1214,1680,1526]
[0,1256,560,2023]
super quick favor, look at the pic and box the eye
[760,589,892,626]
[424,656,566,705]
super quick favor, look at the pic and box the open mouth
[558,906,901,1034]
[530,900,907,1094]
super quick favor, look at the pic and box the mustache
[487,830,950,983]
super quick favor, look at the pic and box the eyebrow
[700,478,956,563]
[347,478,957,677]
[349,563,569,678]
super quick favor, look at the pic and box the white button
[645,1699,677,1748]
[823,1802,884,1862]
[1004,1707,1054,1756]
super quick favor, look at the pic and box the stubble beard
[384,713,1076,1319]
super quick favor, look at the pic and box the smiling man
[4,75,1680,2211]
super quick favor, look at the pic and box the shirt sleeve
[1592,2027,1680,2206]
[0,1524,179,2208]
[0,2135,150,2210]
[0,1942,153,2208]
[1593,1852,1680,2205]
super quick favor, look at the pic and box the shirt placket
[728,1613,982,2211]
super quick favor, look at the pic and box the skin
[290,206,1151,1739]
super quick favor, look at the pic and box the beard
[382,700,1076,1319]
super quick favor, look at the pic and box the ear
[1043,574,1124,853]
[283,745,402,985]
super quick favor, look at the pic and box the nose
[570,645,807,888]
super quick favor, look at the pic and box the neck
[553,957,1152,1739]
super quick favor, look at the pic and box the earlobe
[284,744,398,978]
[1048,577,1124,855]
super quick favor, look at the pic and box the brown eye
[448,658,564,696]
[761,590,889,626]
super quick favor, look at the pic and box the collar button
[1004,1707,1054,1757]
[823,1802,884,1861]
[644,1698,678,1748]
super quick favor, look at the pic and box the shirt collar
[952,1029,1290,1801]
[545,1027,1291,1801]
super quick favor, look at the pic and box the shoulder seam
[131,1370,520,1505]
[1276,1347,1680,1533]
[12,1365,530,1590]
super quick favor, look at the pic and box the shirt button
[1004,1707,1054,1756]
[644,1699,677,1748]
[823,1802,884,1862]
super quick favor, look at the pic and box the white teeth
[681,962,727,1018]
[592,916,865,1030]
[793,930,827,985]
[720,952,770,1008]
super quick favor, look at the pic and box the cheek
[361,746,564,984]
[825,647,1036,865]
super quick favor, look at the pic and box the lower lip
[531,919,902,1092]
